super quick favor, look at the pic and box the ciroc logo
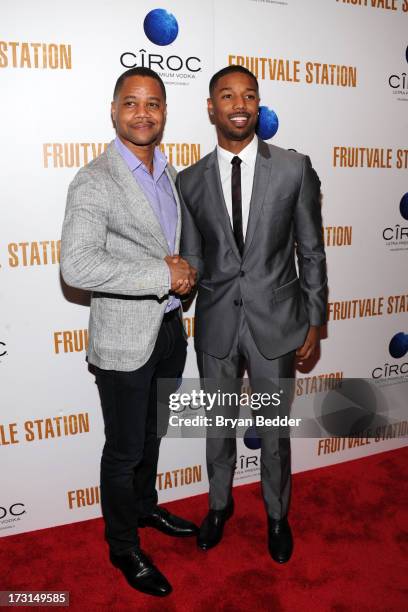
[382,193,408,251]
[256,106,279,140]
[372,333,408,379]
[400,192,408,221]
[143,9,178,46]
[389,332,408,359]
[0,503,26,529]
[120,8,201,83]
[0,503,26,519]
[243,425,261,450]
[388,45,408,101]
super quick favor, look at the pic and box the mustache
[129,120,156,126]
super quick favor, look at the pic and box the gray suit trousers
[197,309,295,519]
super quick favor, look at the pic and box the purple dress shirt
[114,136,180,312]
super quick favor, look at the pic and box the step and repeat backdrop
[1,0,407,536]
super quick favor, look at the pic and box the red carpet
[1,448,407,611]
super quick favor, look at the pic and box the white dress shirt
[216,135,258,238]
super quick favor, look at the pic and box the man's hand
[296,326,320,364]
[165,255,197,296]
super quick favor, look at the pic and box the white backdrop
[1,0,407,536]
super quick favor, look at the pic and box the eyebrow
[218,87,257,93]
[123,95,162,101]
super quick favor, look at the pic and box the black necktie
[231,156,244,256]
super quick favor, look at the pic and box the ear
[111,100,116,122]
[207,97,214,115]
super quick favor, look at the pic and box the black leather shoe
[197,501,234,550]
[110,549,172,596]
[268,516,293,563]
[138,506,198,537]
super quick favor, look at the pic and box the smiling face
[208,71,259,152]
[111,75,166,154]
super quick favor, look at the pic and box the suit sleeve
[176,173,204,279]
[60,170,170,297]
[294,156,328,326]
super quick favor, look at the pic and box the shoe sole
[269,554,292,564]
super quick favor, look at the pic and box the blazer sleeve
[60,169,170,298]
[293,156,328,326]
[176,173,204,279]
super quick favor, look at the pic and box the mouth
[130,122,155,130]
[229,113,251,127]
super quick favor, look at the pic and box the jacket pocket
[199,282,214,292]
[272,278,300,303]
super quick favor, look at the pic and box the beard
[220,124,256,142]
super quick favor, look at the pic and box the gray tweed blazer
[61,140,181,371]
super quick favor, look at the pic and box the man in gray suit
[61,67,198,597]
[177,65,327,562]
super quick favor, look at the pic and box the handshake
[165,255,197,296]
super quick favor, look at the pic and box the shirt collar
[217,135,258,168]
[114,136,167,180]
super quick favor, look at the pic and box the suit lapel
[243,140,272,259]
[165,166,181,253]
[107,142,169,253]
[204,149,241,261]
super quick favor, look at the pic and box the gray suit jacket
[61,140,181,371]
[177,139,328,360]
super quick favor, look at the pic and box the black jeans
[94,310,187,555]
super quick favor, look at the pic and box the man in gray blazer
[177,65,328,562]
[61,68,197,597]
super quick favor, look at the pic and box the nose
[133,102,151,117]
[232,95,246,110]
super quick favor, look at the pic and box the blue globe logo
[256,106,279,140]
[243,425,261,450]
[389,332,408,359]
[400,193,408,221]
[143,9,179,46]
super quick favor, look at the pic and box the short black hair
[209,65,259,96]
[113,67,166,101]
